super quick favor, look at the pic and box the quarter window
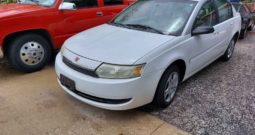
[63,0,98,8]
[214,0,233,22]
[104,0,123,6]
[194,1,217,28]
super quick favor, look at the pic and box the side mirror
[59,2,76,10]
[192,26,214,36]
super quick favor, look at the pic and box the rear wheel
[239,27,248,39]
[248,24,254,31]
[222,38,236,61]
[153,65,180,108]
[7,34,51,72]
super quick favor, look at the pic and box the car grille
[63,56,98,78]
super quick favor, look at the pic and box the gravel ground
[151,30,255,135]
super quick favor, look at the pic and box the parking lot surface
[151,30,255,135]
[1,31,254,135]
[0,61,188,135]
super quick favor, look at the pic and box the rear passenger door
[188,0,219,73]
[100,0,128,22]
[213,0,234,50]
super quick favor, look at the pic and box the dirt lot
[0,31,254,135]
[151,31,255,135]
[0,62,188,135]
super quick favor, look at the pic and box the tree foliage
[0,0,16,4]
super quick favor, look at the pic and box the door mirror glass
[59,2,76,10]
[192,26,214,35]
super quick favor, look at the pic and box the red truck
[0,0,135,72]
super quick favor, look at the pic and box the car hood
[0,3,48,18]
[64,24,175,65]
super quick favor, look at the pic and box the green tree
[0,0,16,4]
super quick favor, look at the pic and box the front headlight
[96,63,145,79]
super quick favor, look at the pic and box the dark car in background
[233,2,255,39]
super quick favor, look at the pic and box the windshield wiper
[125,24,165,35]
[108,22,129,28]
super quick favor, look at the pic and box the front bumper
[0,46,3,58]
[55,53,162,110]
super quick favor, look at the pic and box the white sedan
[55,0,241,110]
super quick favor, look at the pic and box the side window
[214,0,233,23]
[63,0,98,8]
[103,0,123,6]
[194,1,217,28]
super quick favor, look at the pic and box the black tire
[152,65,180,108]
[247,24,254,31]
[222,38,236,61]
[7,34,51,73]
[239,28,248,39]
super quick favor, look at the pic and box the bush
[0,0,16,4]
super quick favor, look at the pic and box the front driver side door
[100,0,128,22]
[188,0,219,75]
[56,0,104,38]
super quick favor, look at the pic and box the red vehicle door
[56,0,105,38]
[99,0,129,22]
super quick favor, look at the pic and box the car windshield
[17,0,56,7]
[111,0,197,36]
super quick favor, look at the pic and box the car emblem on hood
[75,57,80,62]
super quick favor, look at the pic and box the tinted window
[104,0,123,6]
[194,1,217,28]
[64,0,98,8]
[214,0,233,22]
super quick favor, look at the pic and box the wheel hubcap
[164,72,179,103]
[20,41,45,65]
[227,40,235,58]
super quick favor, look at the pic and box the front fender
[136,36,190,79]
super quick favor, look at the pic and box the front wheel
[153,65,180,108]
[7,34,52,72]
[222,38,236,61]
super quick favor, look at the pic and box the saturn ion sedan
[55,0,241,110]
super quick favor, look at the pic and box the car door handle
[230,22,234,25]
[97,12,103,16]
